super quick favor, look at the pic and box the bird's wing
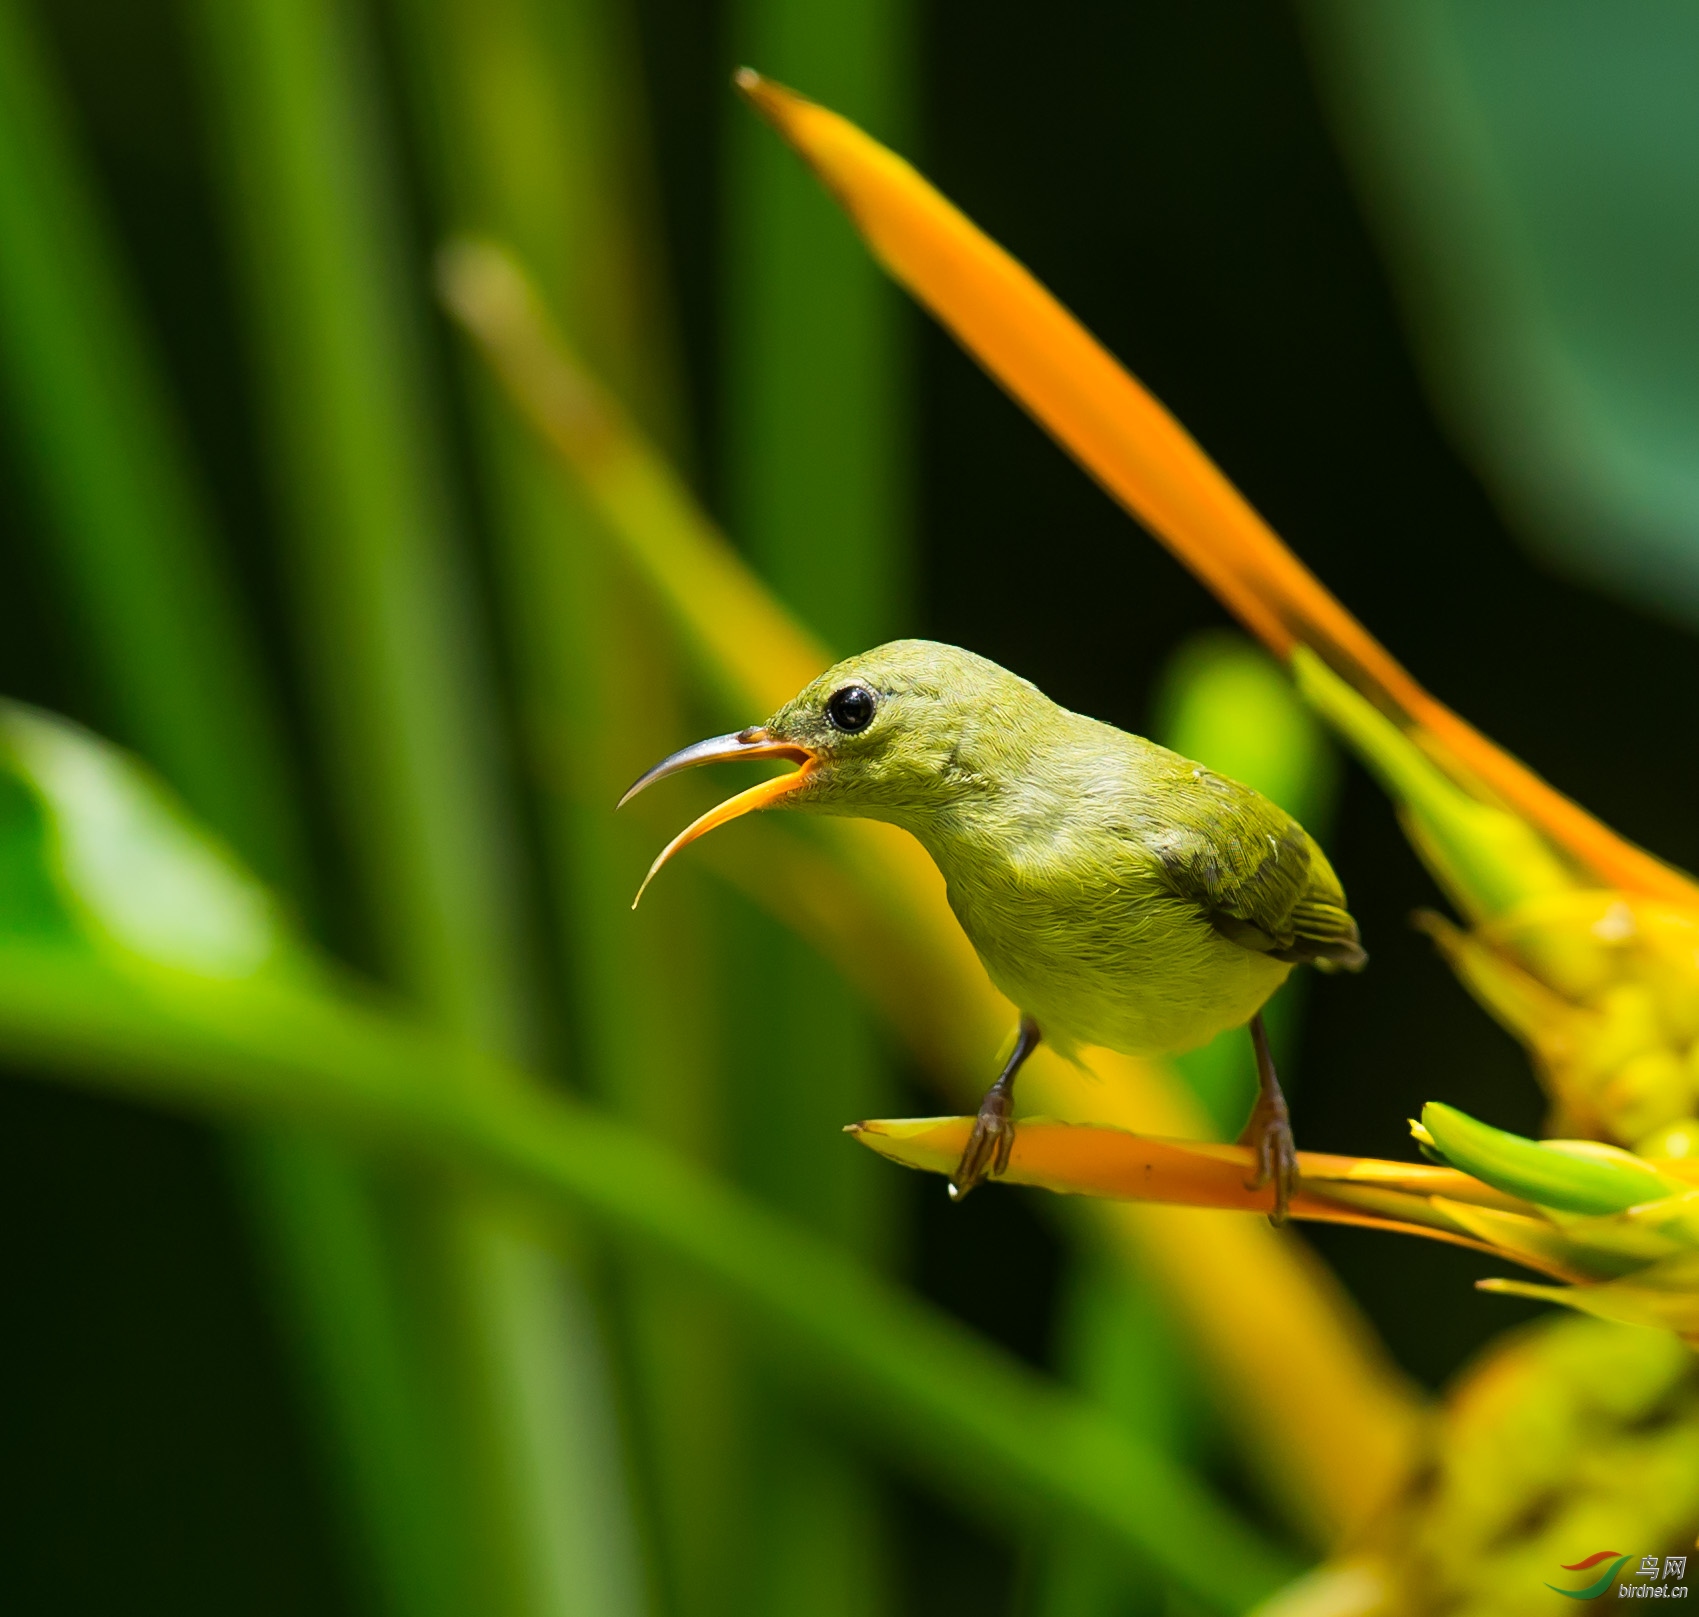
[1146,766,1366,972]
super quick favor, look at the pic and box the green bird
[620,640,1365,1218]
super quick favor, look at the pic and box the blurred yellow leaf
[1484,1254,1699,1336]
[1254,1315,1699,1616]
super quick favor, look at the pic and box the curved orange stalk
[736,70,1698,909]
[850,1116,1584,1281]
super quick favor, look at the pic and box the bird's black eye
[825,684,876,733]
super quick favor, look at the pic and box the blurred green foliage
[1304,1,1699,628]
[0,694,1295,1612]
[1314,1315,1699,1617]
[1,2,1697,1615]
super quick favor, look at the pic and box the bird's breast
[928,822,1289,1057]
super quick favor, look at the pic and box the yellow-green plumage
[765,640,1363,1062]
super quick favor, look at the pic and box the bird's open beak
[618,728,818,907]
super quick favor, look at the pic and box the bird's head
[619,639,1046,905]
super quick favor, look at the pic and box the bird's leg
[1239,1011,1297,1225]
[949,1015,1042,1202]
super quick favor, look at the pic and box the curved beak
[618,728,818,907]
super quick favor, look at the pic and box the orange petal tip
[733,67,797,119]
[733,68,801,134]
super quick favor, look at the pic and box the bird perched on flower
[621,639,1364,1218]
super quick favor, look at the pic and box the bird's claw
[949,1088,1016,1201]
[1239,1087,1297,1226]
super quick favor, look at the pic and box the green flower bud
[1419,1103,1685,1215]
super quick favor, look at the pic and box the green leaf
[0,766,77,948]
[0,703,290,977]
[185,1,636,1609]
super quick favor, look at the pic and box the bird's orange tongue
[618,727,818,907]
[632,761,815,907]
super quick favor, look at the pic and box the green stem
[0,0,294,880]
[723,4,912,1609]
[0,9,464,1613]
[390,0,734,1607]
[0,947,1298,1616]
[185,1,627,1611]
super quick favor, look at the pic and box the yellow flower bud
[1598,1048,1692,1142]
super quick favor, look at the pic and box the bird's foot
[1238,1085,1297,1226]
[949,1086,1016,1202]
